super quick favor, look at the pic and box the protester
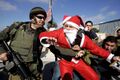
[84,20,98,41]
[102,36,118,53]
[89,36,119,80]
[100,36,120,80]
[39,15,120,80]
[0,6,47,80]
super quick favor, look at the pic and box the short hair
[85,21,93,26]
[102,36,117,48]
[116,28,120,33]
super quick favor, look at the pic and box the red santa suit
[39,15,114,80]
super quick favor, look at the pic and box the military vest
[9,22,35,62]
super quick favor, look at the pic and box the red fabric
[67,15,81,26]
[39,28,71,48]
[59,59,99,80]
[64,15,84,27]
[59,59,73,80]
[82,35,109,59]
[39,28,110,80]
[39,28,110,59]
[63,15,69,20]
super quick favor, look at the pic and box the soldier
[0,7,47,80]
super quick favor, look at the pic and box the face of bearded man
[64,28,78,44]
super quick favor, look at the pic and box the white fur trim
[106,53,114,63]
[49,28,56,31]
[40,37,50,47]
[60,16,71,26]
[80,33,85,47]
[62,16,71,24]
[71,58,79,64]
[66,21,80,29]
[79,26,84,30]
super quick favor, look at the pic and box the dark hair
[116,28,120,33]
[102,36,117,48]
[85,21,93,26]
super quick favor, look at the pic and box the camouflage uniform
[0,21,46,80]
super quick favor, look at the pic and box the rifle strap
[32,27,46,62]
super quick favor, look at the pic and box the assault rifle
[1,41,31,80]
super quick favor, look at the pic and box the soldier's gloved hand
[0,52,8,61]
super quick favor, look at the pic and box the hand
[0,52,8,61]
[46,37,57,45]
[112,56,120,62]
[72,45,81,51]
[75,50,85,58]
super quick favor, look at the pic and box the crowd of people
[0,6,120,80]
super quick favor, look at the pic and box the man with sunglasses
[0,7,47,80]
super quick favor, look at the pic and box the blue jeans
[43,62,55,80]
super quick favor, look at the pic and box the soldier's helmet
[29,7,47,19]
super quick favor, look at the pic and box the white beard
[64,29,78,44]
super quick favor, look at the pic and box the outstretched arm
[81,34,120,63]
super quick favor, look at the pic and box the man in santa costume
[39,15,120,80]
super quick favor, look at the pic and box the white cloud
[0,0,17,11]
[85,12,117,24]
[85,14,105,23]
[100,6,109,12]
[107,11,117,16]
[84,6,118,24]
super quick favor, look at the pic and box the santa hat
[63,15,85,29]
[62,15,71,24]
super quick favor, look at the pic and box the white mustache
[64,29,78,33]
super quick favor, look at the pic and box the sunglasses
[36,16,45,20]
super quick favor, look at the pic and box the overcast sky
[0,0,120,30]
